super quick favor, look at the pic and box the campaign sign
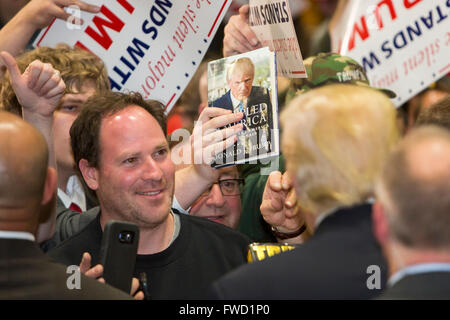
[330,0,450,107]
[33,0,232,112]
[225,0,307,22]
[249,0,307,78]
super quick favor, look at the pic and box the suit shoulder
[48,214,101,266]
[0,254,131,299]
[210,92,232,110]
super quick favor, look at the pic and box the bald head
[377,125,450,249]
[406,128,450,181]
[0,112,48,209]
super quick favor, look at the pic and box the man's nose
[238,82,247,90]
[141,156,164,182]
[205,184,226,207]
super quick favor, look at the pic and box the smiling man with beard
[47,92,250,299]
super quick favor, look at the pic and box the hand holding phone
[99,220,139,293]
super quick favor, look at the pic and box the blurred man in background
[373,126,450,299]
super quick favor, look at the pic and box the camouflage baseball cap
[285,52,396,103]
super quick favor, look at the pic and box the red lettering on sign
[117,0,135,13]
[404,0,423,9]
[85,5,125,50]
[141,45,176,99]
[74,41,93,54]
[348,16,369,51]
[374,0,397,29]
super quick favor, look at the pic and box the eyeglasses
[201,178,245,197]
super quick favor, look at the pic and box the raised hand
[191,106,244,181]
[79,252,144,300]
[192,107,244,163]
[173,107,244,210]
[0,0,100,65]
[223,4,262,57]
[1,52,65,243]
[0,51,65,117]
[21,0,101,29]
[261,171,306,238]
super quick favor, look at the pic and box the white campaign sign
[225,0,307,22]
[33,0,232,112]
[249,0,307,78]
[330,0,450,107]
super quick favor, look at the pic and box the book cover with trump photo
[208,47,279,168]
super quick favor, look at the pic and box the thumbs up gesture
[0,51,66,117]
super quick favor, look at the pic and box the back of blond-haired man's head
[280,84,399,216]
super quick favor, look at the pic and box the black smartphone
[99,220,139,293]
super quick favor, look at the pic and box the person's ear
[37,167,57,225]
[79,159,99,190]
[41,167,57,206]
[372,201,390,245]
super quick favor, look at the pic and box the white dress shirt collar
[388,263,450,287]
[57,175,87,211]
[0,230,35,242]
[230,92,245,111]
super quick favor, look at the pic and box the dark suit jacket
[209,203,388,299]
[0,238,131,299]
[41,204,99,253]
[379,272,450,300]
[210,90,234,112]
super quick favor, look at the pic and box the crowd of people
[0,0,449,301]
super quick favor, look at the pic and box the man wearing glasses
[189,166,243,230]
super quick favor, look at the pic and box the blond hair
[226,57,254,82]
[281,84,400,215]
[0,44,109,116]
